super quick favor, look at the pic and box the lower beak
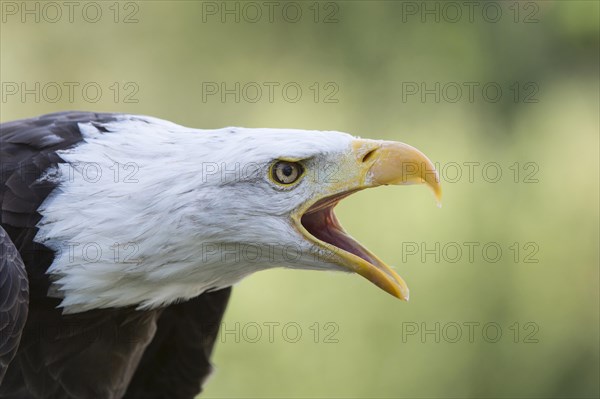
[297,139,441,301]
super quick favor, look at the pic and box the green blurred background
[1,1,598,397]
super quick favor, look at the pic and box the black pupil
[282,164,293,177]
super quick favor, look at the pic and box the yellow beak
[359,140,442,205]
[295,139,441,301]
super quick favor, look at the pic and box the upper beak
[355,139,442,205]
[296,139,441,301]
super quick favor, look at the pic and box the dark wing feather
[1,112,232,398]
[0,112,162,399]
[0,112,119,299]
[124,288,232,399]
[3,305,161,399]
[0,226,28,384]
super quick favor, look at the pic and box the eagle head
[36,118,441,312]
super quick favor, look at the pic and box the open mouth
[300,191,380,267]
[298,190,410,299]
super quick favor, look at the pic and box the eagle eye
[270,161,304,186]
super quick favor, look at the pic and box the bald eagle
[0,112,441,398]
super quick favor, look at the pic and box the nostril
[361,149,377,163]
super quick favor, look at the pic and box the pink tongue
[300,208,377,265]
